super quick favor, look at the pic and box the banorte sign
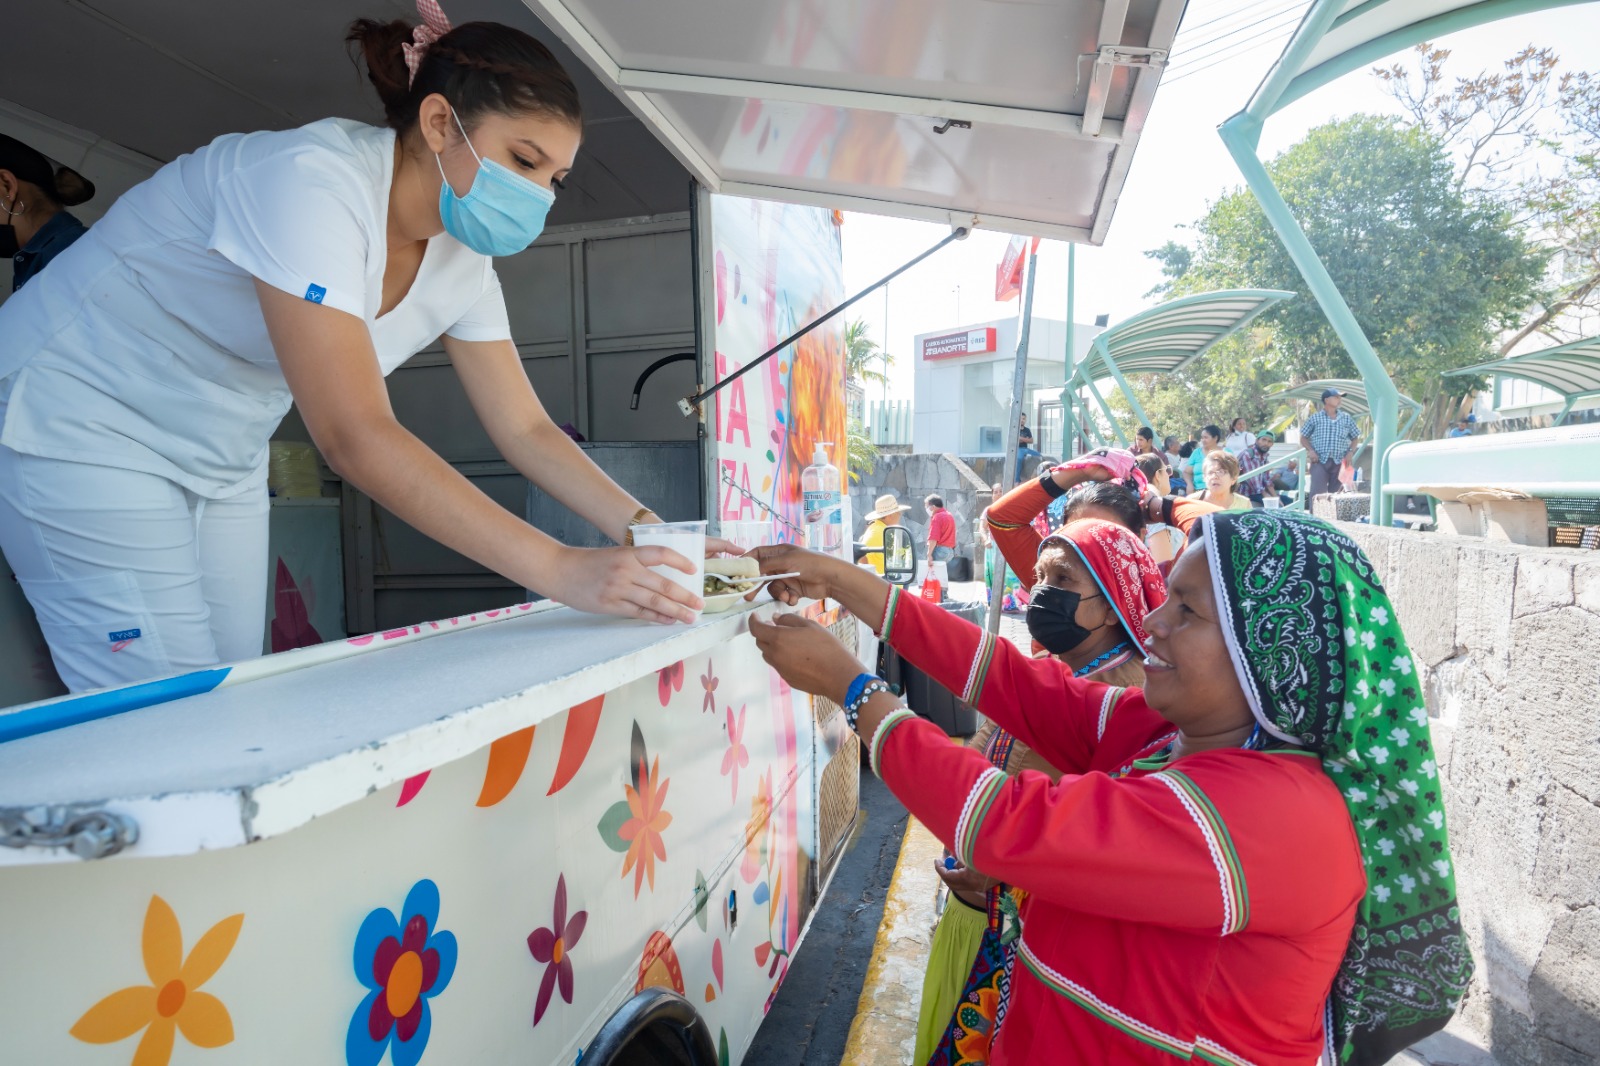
[920,327,997,360]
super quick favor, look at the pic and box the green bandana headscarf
[1198,509,1471,1065]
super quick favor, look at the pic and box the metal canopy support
[1220,112,1400,525]
[1093,335,1158,434]
[1223,0,1588,526]
[1080,371,1131,447]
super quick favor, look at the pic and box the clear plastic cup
[727,519,773,553]
[631,520,707,622]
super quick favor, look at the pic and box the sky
[840,1,1600,404]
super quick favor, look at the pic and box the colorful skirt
[926,886,1024,1066]
[915,895,989,1066]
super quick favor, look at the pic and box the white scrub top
[0,118,512,497]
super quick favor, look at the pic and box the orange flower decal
[619,755,672,896]
[70,895,243,1065]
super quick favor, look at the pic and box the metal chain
[0,805,140,860]
[719,465,804,539]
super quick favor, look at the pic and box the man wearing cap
[1447,414,1476,439]
[1301,388,1361,500]
[1236,429,1277,508]
[860,493,910,576]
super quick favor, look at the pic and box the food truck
[0,0,1179,1062]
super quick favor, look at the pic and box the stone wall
[1344,524,1600,1066]
[850,453,992,565]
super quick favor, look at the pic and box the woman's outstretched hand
[745,542,849,605]
[747,613,860,704]
[546,544,703,624]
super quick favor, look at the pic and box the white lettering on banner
[920,327,997,360]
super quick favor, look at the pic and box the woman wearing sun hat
[747,508,1469,1065]
[860,493,911,575]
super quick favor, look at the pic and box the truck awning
[523,0,1186,244]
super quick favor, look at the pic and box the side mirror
[881,525,916,587]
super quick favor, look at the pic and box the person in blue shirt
[0,134,94,293]
[1446,414,1475,438]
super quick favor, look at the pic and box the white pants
[0,447,268,693]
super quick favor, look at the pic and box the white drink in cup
[630,520,707,622]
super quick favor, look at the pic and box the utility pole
[985,249,1039,635]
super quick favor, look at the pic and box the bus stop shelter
[1065,289,1294,448]
[1446,335,1600,425]
[1217,0,1591,524]
[1266,378,1423,439]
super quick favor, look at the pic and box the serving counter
[0,598,860,1065]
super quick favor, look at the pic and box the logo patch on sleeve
[304,283,327,304]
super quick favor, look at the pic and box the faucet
[630,352,698,410]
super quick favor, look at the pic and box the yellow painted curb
[840,816,946,1066]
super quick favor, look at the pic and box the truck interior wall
[4,0,703,635]
[315,213,700,632]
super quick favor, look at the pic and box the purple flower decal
[527,874,587,1026]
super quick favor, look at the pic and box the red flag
[994,235,1041,302]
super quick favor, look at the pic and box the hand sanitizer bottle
[801,442,843,556]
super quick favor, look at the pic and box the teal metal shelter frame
[1216,0,1590,525]
[1064,289,1295,449]
[1446,335,1600,425]
[1266,378,1423,439]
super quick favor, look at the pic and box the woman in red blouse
[749,509,1468,1065]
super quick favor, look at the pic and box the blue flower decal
[346,878,457,1066]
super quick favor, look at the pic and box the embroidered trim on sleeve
[1096,686,1123,742]
[960,631,998,705]
[1153,770,1250,935]
[878,585,902,640]
[953,767,1007,868]
[867,707,917,779]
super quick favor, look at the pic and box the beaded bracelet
[843,672,879,711]
[844,680,892,730]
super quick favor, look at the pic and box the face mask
[435,109,556,257]
[1026,583,1101,655]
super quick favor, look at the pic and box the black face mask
[0,225,16,259]
[1026,583,1102,654]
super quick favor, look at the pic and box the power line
[1165,5,1314,78]
[1165,24,1302,84]
[1168,4,1312,72]
[1169,0,1311,61]
[1174,0,1289,38]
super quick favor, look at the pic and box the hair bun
[52,165,95,207]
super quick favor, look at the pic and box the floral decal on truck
[70,895,243,1066]
[346,879,457,1066]
[527,874,587,1027]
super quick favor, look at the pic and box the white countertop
[0,602,778,863]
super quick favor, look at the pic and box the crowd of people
[747,444,1470,1066]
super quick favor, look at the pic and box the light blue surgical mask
[435,109,556,257]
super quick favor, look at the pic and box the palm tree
[844,319,892,388]
[845,417,879,484]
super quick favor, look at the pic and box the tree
[845,417,879,484]
[1377,44,1600,351]
[843,318,892,388]
[1149,115,1546,407]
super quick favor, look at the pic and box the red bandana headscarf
[1039,518,1166,652]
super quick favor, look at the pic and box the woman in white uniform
[0,8,721,693]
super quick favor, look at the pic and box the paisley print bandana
[1198,509,1471,1065]
[1038,519,1166,653]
